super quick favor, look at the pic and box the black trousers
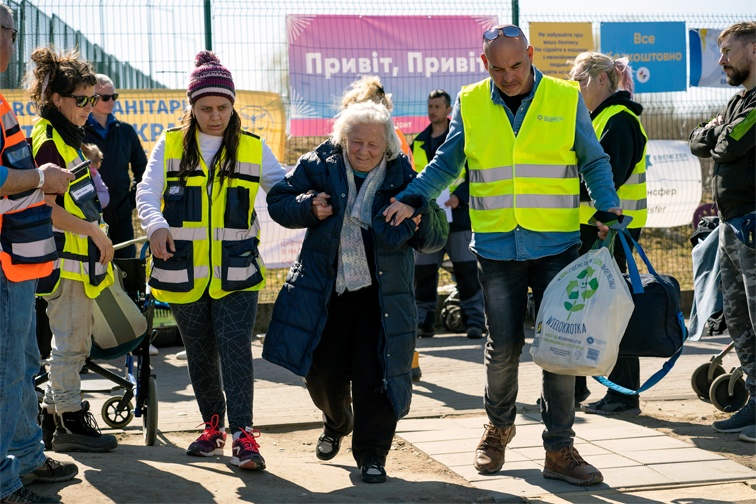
[305,284,397,467]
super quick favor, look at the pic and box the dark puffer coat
[262,140,448,419]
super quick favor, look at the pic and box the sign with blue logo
[600,22,686,93]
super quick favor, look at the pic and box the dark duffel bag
[619,271,685,357]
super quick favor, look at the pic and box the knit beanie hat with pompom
[187,50,235,104]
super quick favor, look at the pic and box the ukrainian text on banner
[600,22,686,93]
[530,22,594,79]
[689,28,729,88]
[645,140,703,228]
[288,15,495,137]
[1,90,286,162]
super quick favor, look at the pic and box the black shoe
[52,401,118,453]
[20,458,78,485]
[39,408,55,451]
[361,462,386,483]
[417,313,435,338]
[0,486,60,503]
[466,326,484,339]
[316,433,341,461]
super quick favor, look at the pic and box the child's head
[81,143,104,169]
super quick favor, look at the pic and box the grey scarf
[336,155,387,295]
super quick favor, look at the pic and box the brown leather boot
[543,445,604,486]
[473,423,516,473]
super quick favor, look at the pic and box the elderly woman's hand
[383,197,416,226]
[311,192,333,221]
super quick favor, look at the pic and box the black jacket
[689,87,755,221]
[580,91,646,202]
[262,140,448,419]
[411,120,471,232]
[84,118,147,225]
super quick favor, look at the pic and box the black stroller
[35,238,159,445]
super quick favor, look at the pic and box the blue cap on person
[187,50,235,104]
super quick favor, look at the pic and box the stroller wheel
[102,396,134,429]
[442,306,466,333]
[143,377,159,446]
[709,373,749,413]
[691,362,725,402]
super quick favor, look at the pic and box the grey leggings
[170,289,258,433]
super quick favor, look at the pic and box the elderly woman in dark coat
[263,101,448,483]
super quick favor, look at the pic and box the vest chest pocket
[220,238,262,291]
[0,204,56,264]
[163,183,202,226]
[148,240,195,292]
[69,177,101,222]
[224,187,250,229]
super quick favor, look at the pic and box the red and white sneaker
[186,414,226,457]
[230,428,266,470]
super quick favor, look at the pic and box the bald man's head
[481,28,534,97]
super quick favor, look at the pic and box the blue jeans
[478,246,579,452]
[0,269,46,499]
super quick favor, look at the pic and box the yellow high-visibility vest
[148,129,266,304]
[579,105,647,228]
[459,77,580,233]
[31,119,113,298]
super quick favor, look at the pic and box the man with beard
[689,21,755,444]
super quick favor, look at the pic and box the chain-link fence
[3,0,754,300]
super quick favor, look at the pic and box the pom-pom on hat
[187,50,235,104]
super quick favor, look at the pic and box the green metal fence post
[204,0,212,51]
[511,0,519,26]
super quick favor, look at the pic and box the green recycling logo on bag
[564,265,599,319]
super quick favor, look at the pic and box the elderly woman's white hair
[331,101,402,161]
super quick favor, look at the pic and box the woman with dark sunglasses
[24,46,117,454]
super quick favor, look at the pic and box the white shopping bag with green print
[530,246,634,376]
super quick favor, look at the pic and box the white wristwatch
[35,168,45,189]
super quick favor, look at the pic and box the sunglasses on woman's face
[482,24,522,42]
[99,93,119,102]
[61,94,100,108]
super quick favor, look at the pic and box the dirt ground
[35,398,754,503]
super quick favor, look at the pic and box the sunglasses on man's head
[482,24,522,42]
[61,94,100,108]
[99,93,119,102]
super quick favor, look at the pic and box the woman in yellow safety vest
[26,47,117,453]
[569,51,648,416]
[136,51,285,472]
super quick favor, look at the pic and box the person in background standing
[412,89,485,340]
[84,73,147,259]
[689,21,755,444]
[567,52,648,415]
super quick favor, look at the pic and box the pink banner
[288,15,497,136]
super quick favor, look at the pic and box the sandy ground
[31,398,755,504]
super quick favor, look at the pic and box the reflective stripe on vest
[31,119,113,297]
[0,94,56,281]
[579,104,648,228]
[460,77,580,233]
[148,129,266,304]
